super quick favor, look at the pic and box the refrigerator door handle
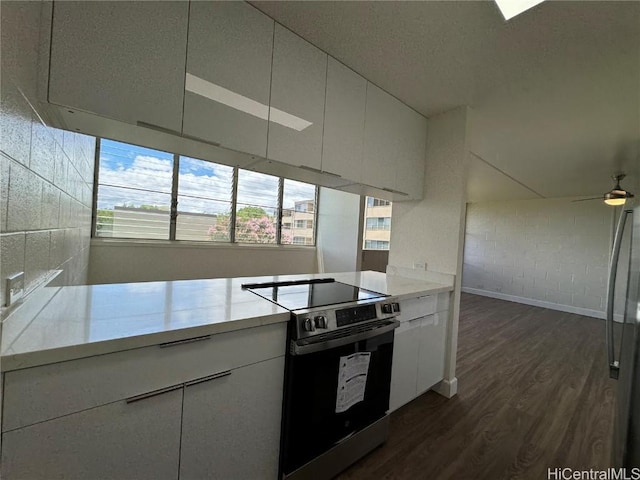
[606,208,633,380]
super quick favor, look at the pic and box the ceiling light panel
[494,0,545,20]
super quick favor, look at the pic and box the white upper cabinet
[321,58,367,181]
[362,82,427,199]
[362,83,401,193]
[182,2,274,157]
[268,25,327,170]
[48,1,188,133]
[396,105,427,200]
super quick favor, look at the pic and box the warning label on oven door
[336,352,371,413]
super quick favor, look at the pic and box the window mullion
[276,177,284,244]
[230,167,239,243]
[91,138,101,237]
[169,154,179,240]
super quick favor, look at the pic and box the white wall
[88,241,317,284]
[388,106,470,398]
[316,187,362,273]
[462,198,618,318]
[1,1,95,309]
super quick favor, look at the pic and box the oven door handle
[291,320,400,356]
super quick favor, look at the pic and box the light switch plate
[6,272,25,307]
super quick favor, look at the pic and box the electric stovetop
[242,278,388,311]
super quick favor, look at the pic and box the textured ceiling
[252,1,640,202]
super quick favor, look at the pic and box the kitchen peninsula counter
[0,271,452,372]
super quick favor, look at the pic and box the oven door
[280,324,396,476]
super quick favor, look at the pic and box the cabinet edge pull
[299,165,343,178]
[381,187,409,196]
[136,120,181,136]
[185,370,232,387]
[159,334,212,348]
[126,384,183,404]
[181,133,221,147]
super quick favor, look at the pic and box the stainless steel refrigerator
[608,205,640,467]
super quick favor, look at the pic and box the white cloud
[98,152,316,216]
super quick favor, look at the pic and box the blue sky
[97,139,316,214]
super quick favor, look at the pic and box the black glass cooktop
[242,278,388,311]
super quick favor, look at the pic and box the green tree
[236,206,267,219]
[96,209,113,234]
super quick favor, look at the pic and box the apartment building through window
[362,196,392,250]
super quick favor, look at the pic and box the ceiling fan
[573,174,635,206]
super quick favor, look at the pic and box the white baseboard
[461,287,624,322]
[433,377,458,398]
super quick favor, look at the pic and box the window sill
[90,237,316,251]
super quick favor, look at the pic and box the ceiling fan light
[604,197,627,206]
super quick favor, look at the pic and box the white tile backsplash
[0,84,32,167]
[24,231,51,290]
[463,199,614,316]
[1,78,95,309]
[0,233,26,294]
[29,115,56,182]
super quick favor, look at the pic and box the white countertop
[0,271,452,372]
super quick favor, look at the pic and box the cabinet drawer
[3,323,286,432]
[2,388,182,480]
[397,295,437,322]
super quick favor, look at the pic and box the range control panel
[336,304,377,327]
[293,298,400,340]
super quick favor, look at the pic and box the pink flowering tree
[208,206,292,243]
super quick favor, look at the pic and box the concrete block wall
[462,199,615,318]
[1,1,95,309]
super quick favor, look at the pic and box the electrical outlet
[413,262,427,271]
[6,272,25,307]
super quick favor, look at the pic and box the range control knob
[314,315,328,329]
[382,303,393,314]
[392,302,401,313]
[302,318,315,332]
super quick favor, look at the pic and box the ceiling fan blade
[571,197,603,203]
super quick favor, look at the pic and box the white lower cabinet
[417,313,447,394]
[1,324,287,480]
[390,295,450,412]
[389,318,421,412]
[179,356,284,480]
[1,387,183,480]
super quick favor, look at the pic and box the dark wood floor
[338,293,617,479]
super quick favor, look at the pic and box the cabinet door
[321,58,366,181]
[362,83,401,192]
[1,388,182,480]
[395,105,427,200]
[268,25,327,170]
[183,2,274,157]
[180,356,285,480]
[389,318,421,412]
[49,1,188,132]
[417,313,447,394]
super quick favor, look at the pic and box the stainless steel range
[242,278,400,480]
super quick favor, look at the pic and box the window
[280,179,316,246]
[366,217,391,230]
[177,157,233,242]
[364,240,390,250]
[235,170,279,244]
[362,196,392,251]
[366,197,391,207]
[95,139,173,239]
[94,139,317,245]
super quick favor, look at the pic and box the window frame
[92,138,318,246]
